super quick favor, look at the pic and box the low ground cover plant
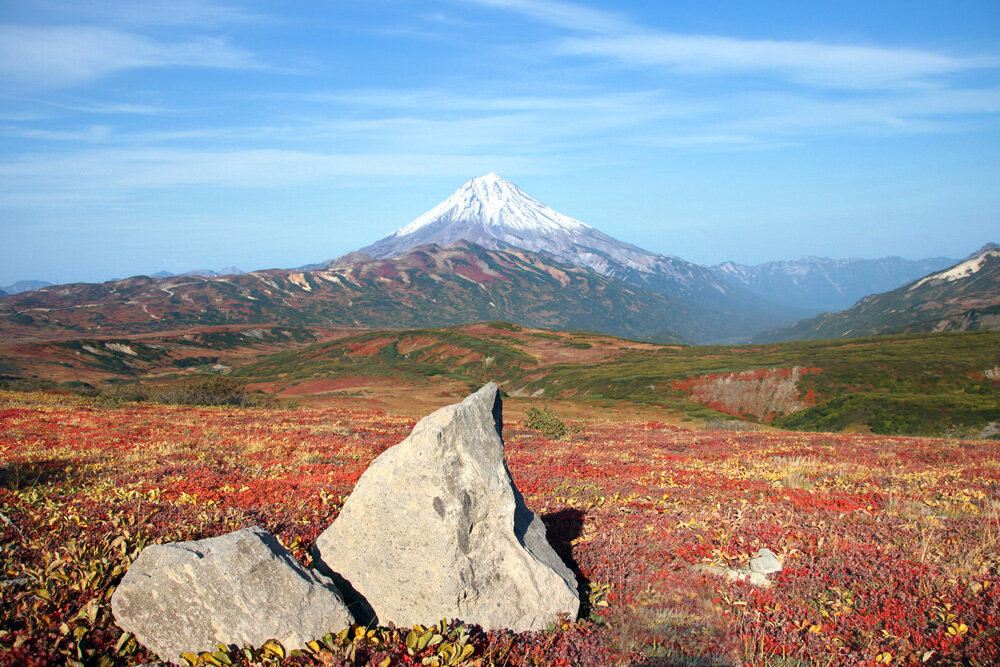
[2,389,998,665]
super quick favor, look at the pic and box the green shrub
[156,376,277,408]
[84,383,152,406]
[523,405,568,439]
[0,378,58,392]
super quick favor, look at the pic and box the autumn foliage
[2,389,999,666]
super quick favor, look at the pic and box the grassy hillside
[235,324,1000,438]
[4,318,996,438]
[0,325,335,388]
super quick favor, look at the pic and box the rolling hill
[5,313,998,437]
[232,322,1000,438]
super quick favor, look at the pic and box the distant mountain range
[1,280,54,295]
[755,244,1000,342]
[333,173,757,311]
[1,173,992,344]
[710,255,956,313]
[1,269,244,294]
[319,173,806,342]
[151,267,245,279]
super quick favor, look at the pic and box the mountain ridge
[755,244,1000,342]
[4,174,990,346]
[0,241,700,343]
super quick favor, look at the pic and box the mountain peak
[391,173,590,239]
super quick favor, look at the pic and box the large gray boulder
[314,383,579,632]
[112,526,353,664]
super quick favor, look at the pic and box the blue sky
[1,0,998,285]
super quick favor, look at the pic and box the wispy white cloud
[0,25,263,89]
[20,0,268,28]
[465,0,631,34]
[0,124,112,142]
[235,89,700,157]
[324,88,672,114]
[718,88,1000,136]
[291,83,1000,154]
[45,101,169,115]
[468,0,998,90]
[0,148,552,207]
[557,34,996,89]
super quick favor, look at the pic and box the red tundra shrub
[1,389,998,665]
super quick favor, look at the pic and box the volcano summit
[340,173,801,342]
[356,173,708,285]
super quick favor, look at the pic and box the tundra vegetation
[231,326,1000,438]
[3,325,998,438]
[2,388,998,665]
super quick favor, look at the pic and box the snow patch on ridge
[910,249,999,290]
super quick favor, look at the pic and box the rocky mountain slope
[0,242,702,343]
[755,244,1000,342]
[330,173,802,341]
[712,255,957,312]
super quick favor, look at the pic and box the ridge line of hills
[1,174,996,344]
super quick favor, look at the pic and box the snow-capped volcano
[341,173,805,343]
[396,172,589,237]
[358,173,695,281]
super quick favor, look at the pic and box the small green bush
[523,405,568,439]
[64,377,279,409]
[84,383,152,406]
[157,376,277,408]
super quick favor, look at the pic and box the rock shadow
[311,558,379,629]
[0,459,70,490]
[540,508,592,617]
[629,658,731,667]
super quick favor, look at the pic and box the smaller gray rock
[694,548,783,588]
[693,564,770,587]
[749,548,782,574]
[112,527,353,664]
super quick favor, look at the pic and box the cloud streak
[469,0,998,90]
[0,25,263,89]
[466,0,632,34]
[0,148,552,207]
[19,0,269,29]
[557,34,996,89]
